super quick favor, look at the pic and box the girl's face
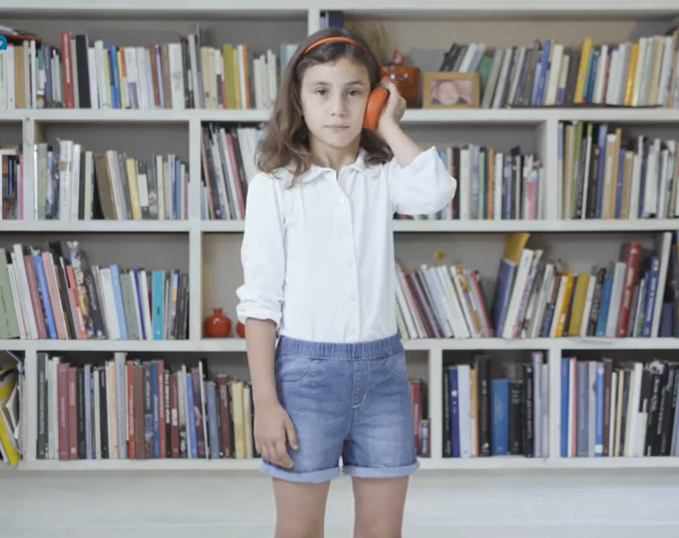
[299,56,370,158]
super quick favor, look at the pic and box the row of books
[34,142,188,221]
[560,121,679,221]
[33,353,255,461]
[0,26,298,111]
[560,357,679,457]
[491,232,678,340]
[4,18,679,112]
[0,241,189,341]
[5,126,679,223]
[441,352,679,459]
[395,259,492,340]
[394,230,679,341]
[200,124,261,221]
[439,145,543,221]
[198,125,674,222]
[438,30,679,110]
[5,351,679,464]
[443,352,548,458]
[2,233,677,343]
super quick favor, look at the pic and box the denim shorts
[260,333,419,483]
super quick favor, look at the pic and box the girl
[236,27,456,538]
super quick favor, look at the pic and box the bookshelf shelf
[3,337,679,354]
[4,0,679,16]
[423,456,679,470]
[388,219,679,233]
[0,221,192,233]
[0,339,243,353]
[4,219,679,235]
[27,109,274,124]
[9,455,679,472]
[15,458,262,472]
[4,107,679,125]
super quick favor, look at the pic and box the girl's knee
[354,521,402,538]
[275,519,324,538]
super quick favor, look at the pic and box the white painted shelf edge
[4,0,679,16]
[2,107,679,124]
[3,219,679,234]
[2,337,679,353]
[3,455,678,472]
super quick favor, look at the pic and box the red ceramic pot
[204,308,231,337]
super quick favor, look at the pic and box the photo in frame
[422,71,480,108]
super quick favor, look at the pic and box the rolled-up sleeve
[387,146,457,215]
[235,172,286,327]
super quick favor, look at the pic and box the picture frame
[422,71,480,109]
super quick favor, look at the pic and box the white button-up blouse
[236,145,457,343]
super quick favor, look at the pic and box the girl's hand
[377,80,406,134]
[254,399,298,468]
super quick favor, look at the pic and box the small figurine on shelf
[381,50,421,108]
[204,308,231,337]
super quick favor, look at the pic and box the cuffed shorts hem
[260,460,340,484]
[342,460,420,479]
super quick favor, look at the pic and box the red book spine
[127,362,135,460]
[68,366,77,459]
[60,32,74,108]
[57,363,69,460]
[170,372,180,458]
[616,242,642,337]
[157,360,166,458]
[217,375,232,458]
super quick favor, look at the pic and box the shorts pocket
[275,354,319,385]
[384,351,408,380]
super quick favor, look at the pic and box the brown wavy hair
[255,27,393,184]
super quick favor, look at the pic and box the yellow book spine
[574,37,593,104]
[555,273,574,337]
[117,48,126,109]
[125,157,142,220]
[103,47,111,108]
[567,273,590,336]
[232,46,241,109]
[240,44,250,109]
[223,44,235,109]
[624,43,639,106]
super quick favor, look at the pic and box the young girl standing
[236,26,456,538]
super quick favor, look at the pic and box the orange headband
[302,36,369,55]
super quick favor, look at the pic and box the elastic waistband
[276,333,403,360]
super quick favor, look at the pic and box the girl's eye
[315,89,328,96]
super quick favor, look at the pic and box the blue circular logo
[0,36,7,50]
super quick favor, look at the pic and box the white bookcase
[2,2,679,537]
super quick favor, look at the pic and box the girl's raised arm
[377,82,457,217]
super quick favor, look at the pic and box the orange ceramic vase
[204,308,231,337]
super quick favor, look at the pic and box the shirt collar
[273,147,381,185]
